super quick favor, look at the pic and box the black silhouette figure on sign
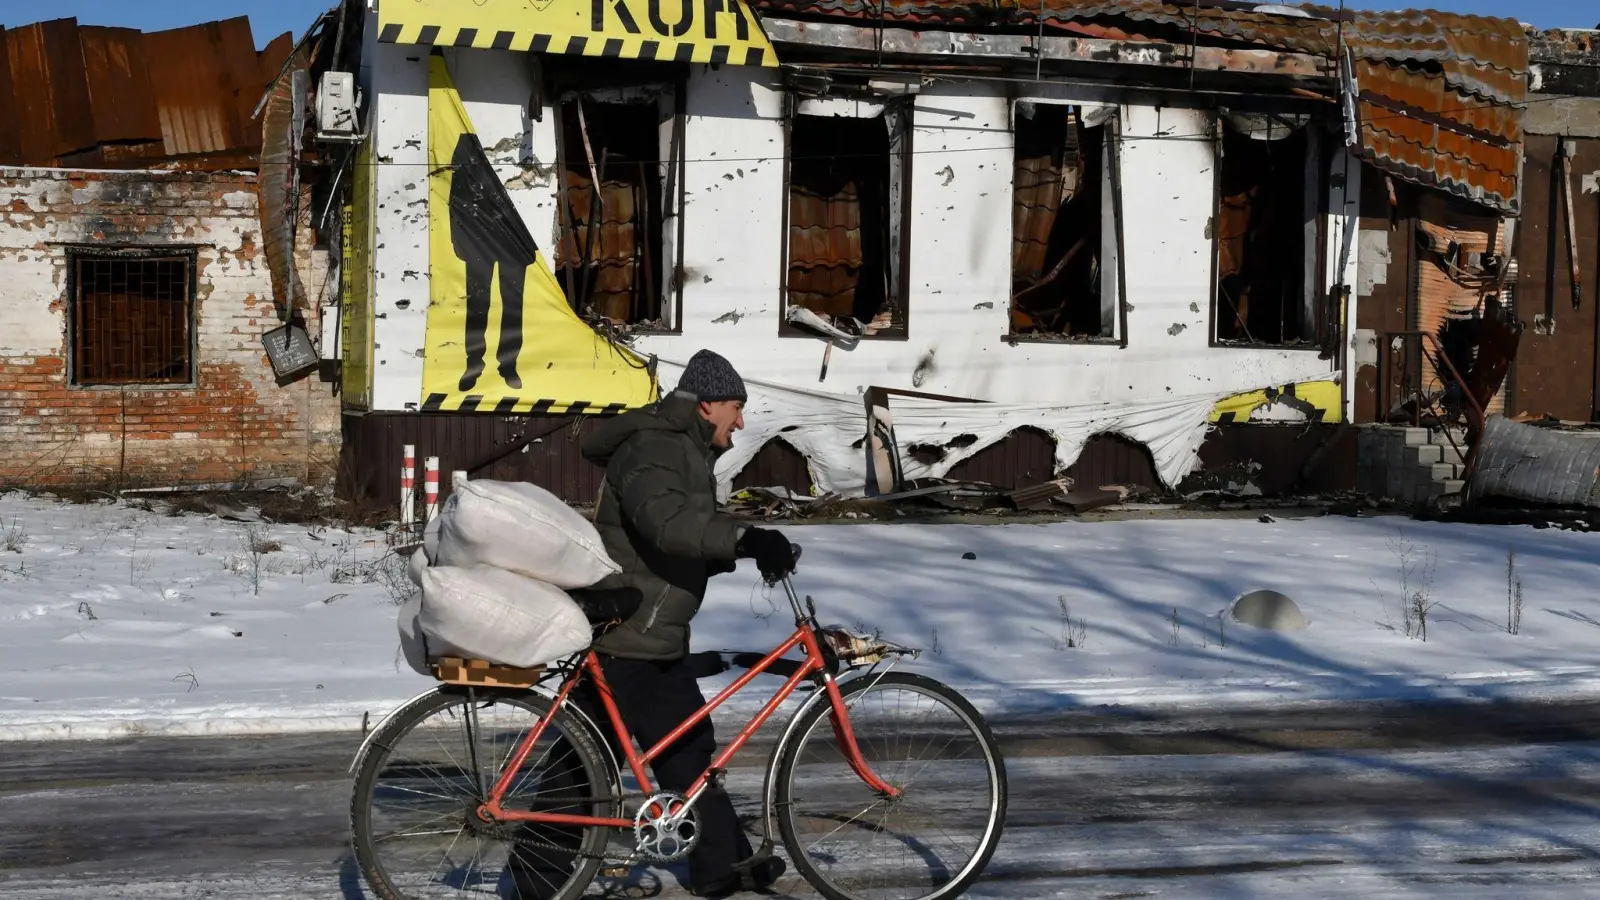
[448,132,538,392]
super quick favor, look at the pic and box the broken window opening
[1010,102,1119,340]
[554,89,678,331]
[1212,119,1323,346]
[784,110,909,339]
[70,251,195,386]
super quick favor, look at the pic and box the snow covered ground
[2,491,1599,741]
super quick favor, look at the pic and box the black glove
[736,527,797,581]
[683,650,731,679]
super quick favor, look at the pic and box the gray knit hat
[676,349,747,403]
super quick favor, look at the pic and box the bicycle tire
[774,672,1007,900]
[351,687,617,900]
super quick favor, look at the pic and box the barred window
[71,251,195,386]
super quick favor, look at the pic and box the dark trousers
[509,655,752,898]
[460,255,526,391]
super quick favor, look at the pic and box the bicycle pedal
[600,866,630,878]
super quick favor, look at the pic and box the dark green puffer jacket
[581,391,742,660]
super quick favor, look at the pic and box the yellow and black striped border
[420,395,632,416]
[377,23,774,68]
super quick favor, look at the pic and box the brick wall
[0,167,341,489]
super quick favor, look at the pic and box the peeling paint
[1168,323,1188,336]
[711,310,744,324]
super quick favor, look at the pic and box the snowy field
[2,491,1599,740]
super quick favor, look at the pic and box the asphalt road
[4,701,1600,899]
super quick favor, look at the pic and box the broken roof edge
[252,6,339,121]
[1527,27,1600,67]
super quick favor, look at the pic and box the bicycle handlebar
[761,543,803,587]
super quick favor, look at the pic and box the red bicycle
[351,550,1008,900]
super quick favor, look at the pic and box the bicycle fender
[348,686,447,774]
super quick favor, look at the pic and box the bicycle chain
[479,792,636,863]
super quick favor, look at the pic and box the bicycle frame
[480,575,900,828]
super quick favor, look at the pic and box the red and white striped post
[400,445,416,528]
[424,457,441,522]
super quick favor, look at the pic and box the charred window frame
[66,247,198,388]
[1008,101,1126,344]
[780,96,913,340]
[552,75,686,333]
[1210,115,1327,348]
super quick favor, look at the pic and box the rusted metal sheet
[0,29,18,166]
[77,27,162,148]
[1357,102,1520,213]
[0,16,288,170]
[1413,217,1495,414]
[1511,134,1599,422]
[259,44,310,316]
[4,19,96,164]
[1356,61,1521,146]
[143,24,245,157]
[1470,415,1600,509]
[788,184,866,317]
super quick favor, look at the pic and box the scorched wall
[0,168,341,489]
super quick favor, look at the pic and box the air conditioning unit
[316,71,362,142]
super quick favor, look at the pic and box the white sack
[406,545,429,588]
[435,479,620,589]
[418,565,592,668]
[396,594,432,676]
[422,514,441,563]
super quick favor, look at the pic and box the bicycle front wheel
[351,687,617,900]
[775,671,1007,900]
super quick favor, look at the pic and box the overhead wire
[344,88,1546,169]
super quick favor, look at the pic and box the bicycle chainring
[633,792,699,862]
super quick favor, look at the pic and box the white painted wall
[365,54,1355,416]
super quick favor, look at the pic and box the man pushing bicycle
[511,349,795,898]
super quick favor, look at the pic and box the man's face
[699,400,745,449]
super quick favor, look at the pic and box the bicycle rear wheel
[351,688,617,900]
[774,672,1007,900]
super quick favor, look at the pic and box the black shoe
[500,368,523,389]
[693,857,786,897]
[459,371,480,393]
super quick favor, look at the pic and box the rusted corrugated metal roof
[1353,59,1521,210]
[555,175,656,322]
[752,0,1528,211]
[788,185,864,316]
[0,17,292,170]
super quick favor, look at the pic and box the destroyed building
[7,1,1591,509]
[0,16,346,490]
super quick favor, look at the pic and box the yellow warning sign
[422,55,656,415]
[378,0,777,68]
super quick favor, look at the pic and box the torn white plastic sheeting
[725,381,1221,497]
[651,356,1224,496]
